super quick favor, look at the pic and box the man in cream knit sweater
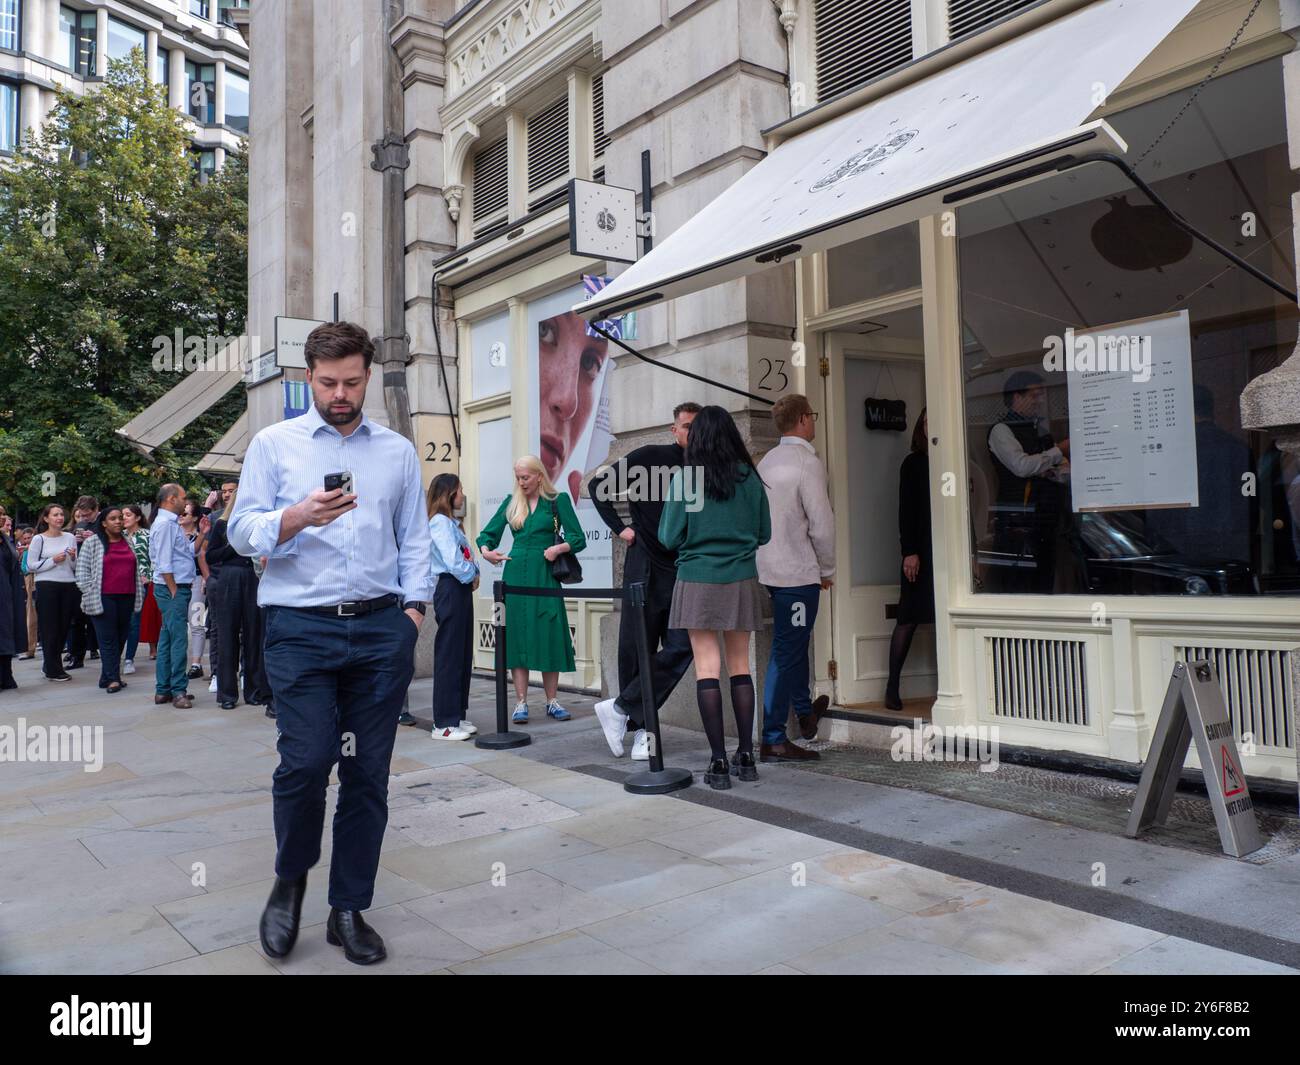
[756,394,836,761]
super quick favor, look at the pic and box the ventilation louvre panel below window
[1177,646,1294,751]
[986,636,1089,726]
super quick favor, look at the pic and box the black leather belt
[297,594,400,618]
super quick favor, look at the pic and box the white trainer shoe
[594,698,628,756]
[630,729,651,761]
[432,725,472,741]
[458,719,478,735]
[208,676,218,693]
[123,660,136,675]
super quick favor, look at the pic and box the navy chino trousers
[263,602,418,911]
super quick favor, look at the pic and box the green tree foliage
[0,51,247,520]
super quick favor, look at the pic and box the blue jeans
[762,584,822,746]
[154,583,192,697]
[264,603,418,910]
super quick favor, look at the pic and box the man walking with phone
[229,321,432,967]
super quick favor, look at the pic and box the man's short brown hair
[75,495,99,514]
[305,322,375,371]
[673,402,702,421]
[771,394,812,434]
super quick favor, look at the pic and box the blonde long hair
[506,454,559,530]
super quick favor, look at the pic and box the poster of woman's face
[538,309,610,500]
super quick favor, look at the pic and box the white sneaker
[431,725,472,741]
[594,698,628,757]
[208,676,218,693]
[630,729,651,761]
[458,719,478,735]
[123,660,136,675]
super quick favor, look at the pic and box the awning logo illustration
[810,129,919,193]
[1221,745,1246,798]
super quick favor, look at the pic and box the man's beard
[316,399,361,425]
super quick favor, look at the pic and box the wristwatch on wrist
[403,601,427,616]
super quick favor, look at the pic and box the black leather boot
[326,908,387,965]
[258,873,307,958]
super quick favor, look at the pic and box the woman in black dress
[886,410,935,711]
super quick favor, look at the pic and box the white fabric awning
[117,361,245,455]
[193,412,249,476]
[577,0,1199,319]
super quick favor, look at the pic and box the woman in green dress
[477,454,586,723]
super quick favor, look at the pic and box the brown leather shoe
[172,694,194,709]
[154,694,171,705]
[799,695,831,740]
[760,740,820,762]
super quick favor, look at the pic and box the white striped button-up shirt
[228,405,434,608]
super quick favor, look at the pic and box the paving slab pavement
[0,655,1294,975]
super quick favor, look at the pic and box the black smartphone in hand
[324,471,354,496]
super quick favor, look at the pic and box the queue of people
[0,480,271,715]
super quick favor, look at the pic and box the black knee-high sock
[887,623,917,695]
[730,674,755,754]
[696,679,725,760]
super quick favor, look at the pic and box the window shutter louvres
[527,95,570,195]
[471,136,509,231]
[814,0,914,102]
[946,0,1039,40]
[593,74,610,160]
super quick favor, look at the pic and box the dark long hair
[92,506,125,549]
[122,504,151,532]
[34,503,66,535]
[426,473,462,522]
[911,407,928,455]
[684,406,764,502]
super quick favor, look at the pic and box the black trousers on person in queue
[615,547,693,730]
[90,594,135,687]
[263,601,417,911]
[35,582,79,679]
[432,573,474,729]
[210,566,270,704]
[67,597,98,664]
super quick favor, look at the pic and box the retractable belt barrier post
[475,580,531,750]
[474,580,693,794]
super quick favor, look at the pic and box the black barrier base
[624,765,693,795]
[475,730,532,750]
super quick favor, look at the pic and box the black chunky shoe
[326,908,387,965]
[730,749,758,782]
[703,757,732,790]
[258,873,307,959]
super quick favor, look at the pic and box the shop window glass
[827,221,921,306]
[958,59,1299,597]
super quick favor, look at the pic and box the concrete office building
[241,0,1300,788]
[0,0,250,177]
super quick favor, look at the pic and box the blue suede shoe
[512,701,529,724]
[545,700,571,721]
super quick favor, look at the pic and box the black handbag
[548,498,583,585]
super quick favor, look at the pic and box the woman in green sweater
[477,454,586,723]
[658,406,771,789]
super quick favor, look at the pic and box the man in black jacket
[590,402,699,760]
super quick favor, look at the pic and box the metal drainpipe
[372,0,414,442]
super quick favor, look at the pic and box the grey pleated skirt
[669,577,768,632]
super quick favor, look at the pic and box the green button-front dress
[476,492,587,672]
